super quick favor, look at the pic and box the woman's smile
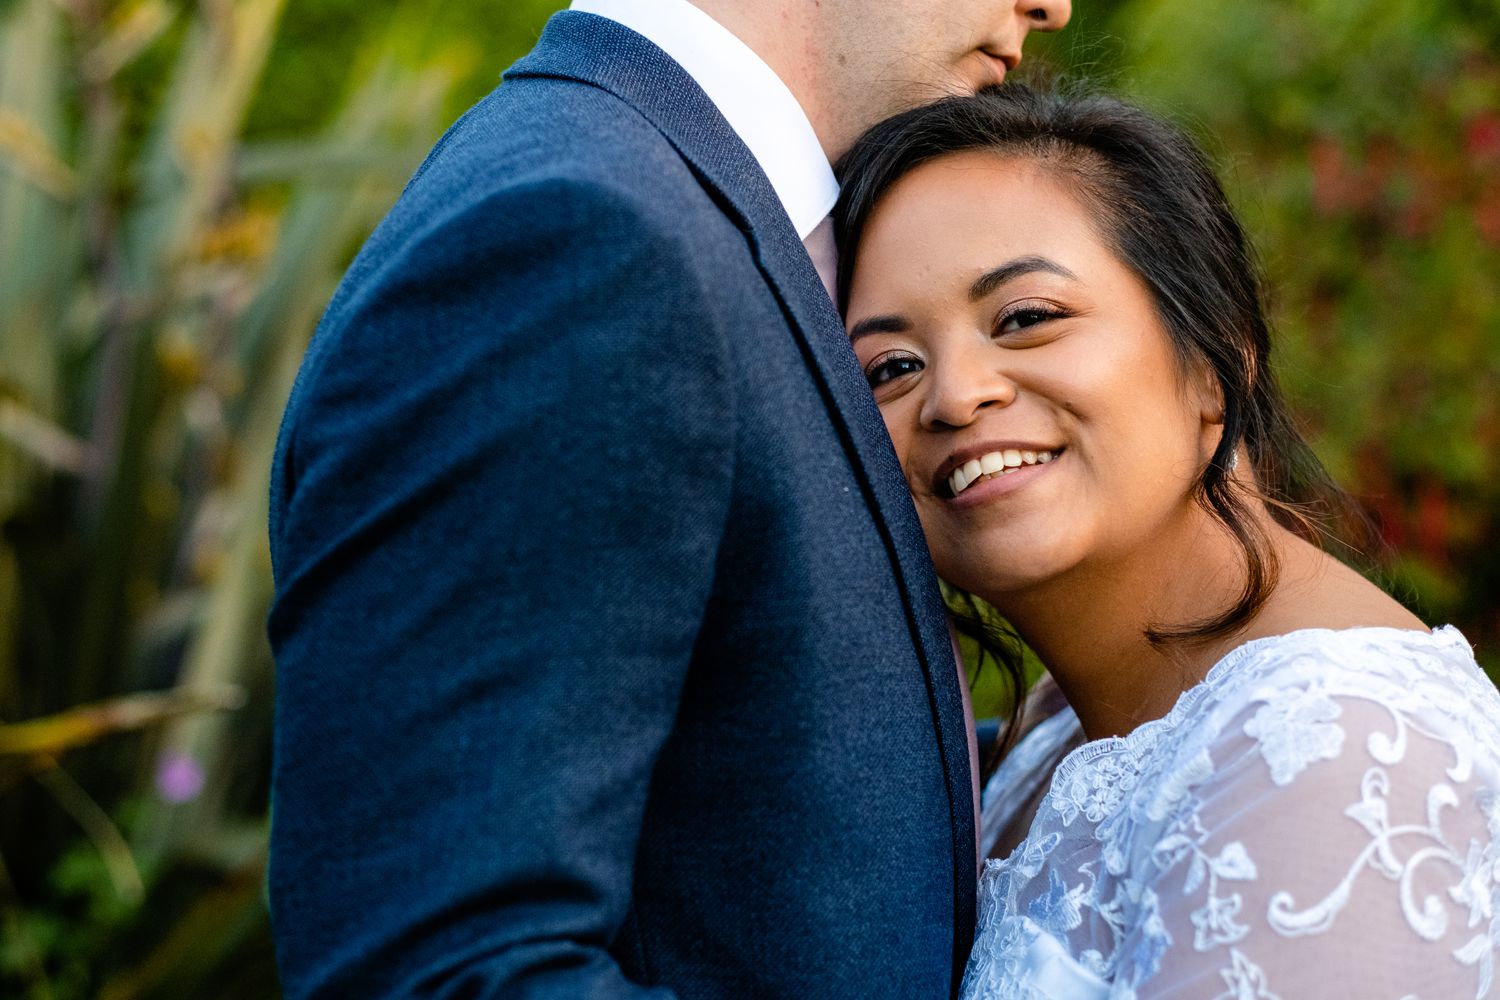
[936,445,1063,506]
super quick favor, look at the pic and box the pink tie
[803,215,839,303]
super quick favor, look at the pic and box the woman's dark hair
[833,84,1378,775]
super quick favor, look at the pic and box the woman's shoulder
[977,626,1499,999]
[1211,623,1480,687]
[1191,625,1499,781]
[1207,625,1491,722]
[1144,627,1500,997]
[1031,625,1497,835]
[1038,625,1493,795]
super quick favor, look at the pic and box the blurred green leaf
[0,0,475,993]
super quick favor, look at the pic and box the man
[266,0,1070,996]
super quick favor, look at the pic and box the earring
[1225,449,1240,473]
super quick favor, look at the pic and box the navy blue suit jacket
[268,12,975,998]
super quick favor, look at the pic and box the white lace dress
[963,626,1500,1000]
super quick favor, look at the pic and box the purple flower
[155,751,205,803]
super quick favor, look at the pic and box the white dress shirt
[568,0,838,243]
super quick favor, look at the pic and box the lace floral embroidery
[960,627,1500,1000]
[1264,766,1500,998]
[1451,790,1500,997]
[1212,949,1280,1000]
[1053,753,1140,827]
[1242,682,1344,786]
[1150,810,1258,951]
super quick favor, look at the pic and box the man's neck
[573,0,838,238]
[686,0,844,161]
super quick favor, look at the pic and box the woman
[836,86,1500,999]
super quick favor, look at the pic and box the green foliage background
[0,1,1494,996]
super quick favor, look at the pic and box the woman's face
[845,152,1223,600]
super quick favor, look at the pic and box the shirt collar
[569,0,838,240]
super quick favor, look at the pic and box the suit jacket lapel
[506,12,977,980]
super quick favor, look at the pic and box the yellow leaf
[0,686,244,757]
[0,106,76,200]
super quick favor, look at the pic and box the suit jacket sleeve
[267,175,731,998]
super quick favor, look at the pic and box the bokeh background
[0,0,1495,995]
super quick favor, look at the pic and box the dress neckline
[1048,624,1466,785]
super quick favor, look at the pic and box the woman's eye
[865,354,923,387]
[997,304,1065,335]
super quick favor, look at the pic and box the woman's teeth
[949,449,1056,496]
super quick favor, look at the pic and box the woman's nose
[919,357,1018,430]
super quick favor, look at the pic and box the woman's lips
[941,449,1061,509]
[943,448,1060,497]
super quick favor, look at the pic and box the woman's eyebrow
[848,314,912,342]
[848,255,1078,341]
[969,255,1079,302]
